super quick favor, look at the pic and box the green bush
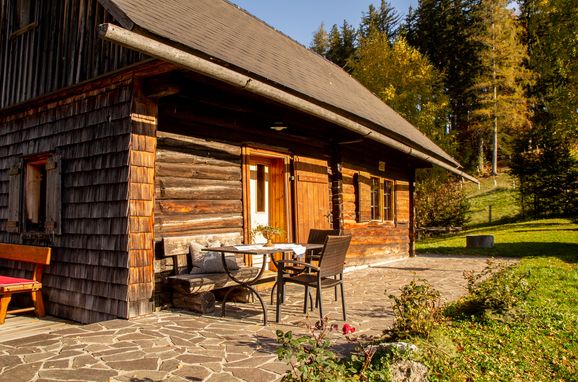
[385,279,443,340]
[456,259,533,317]
[276,318,348,382]
[415,174,469,228]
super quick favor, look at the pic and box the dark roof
[101,0,460,167]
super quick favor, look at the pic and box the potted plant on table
[252,225,284,247]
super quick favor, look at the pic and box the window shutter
[355,172,371,223]
[6,159,23,233]
[45,154,62,235]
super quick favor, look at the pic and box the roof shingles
[103,0,459,167]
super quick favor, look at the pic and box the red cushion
[0,275,34,286]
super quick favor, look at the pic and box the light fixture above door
[270,122,288,131]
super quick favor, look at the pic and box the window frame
[23,155,49,232]
[367,175,396,223]
[382,178,395,222]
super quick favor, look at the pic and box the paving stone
[25,351,59,363]
[204,362,224,372]
[260,361,290,375]
[0,362,42,382]
[43,359,70,369]
[0,355,22,370]
[78,335,116,344]
[226,367,277,382]
[115,370,169,381]
[47,349,85,361]
[107,357,160,371]
[177,354,223,364]
[0,256,492,382]
[101,350,147,362]
[84,344,111,353]
[172,365,211,380]
[39,367,118,381]
[50,328,88,336]
[225,355,275,368]
[205,373,243,382]
[159,358,181,373]
[71,354,101,368]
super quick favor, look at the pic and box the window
[256,164,266,212]
[355,172,396,223]
[6,153,61,234]
[24,157,48,231]
[370,177,380,220]
[383,179,394,221]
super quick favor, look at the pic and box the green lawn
[417,218,578,260]
[465,172,520,226]
[414,218,578,381]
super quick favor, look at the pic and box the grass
[416,218,578,260]
[414,218,578,381]
[465,171,520,227]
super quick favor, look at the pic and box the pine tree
[405,0,480,170]
[469,0,532,175]
[310,23,329,56]
[360,0,401,41]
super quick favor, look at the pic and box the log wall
[0,0,145,109]
[154,129,243,306]
[339,146,414,266]
[0,75,134,323]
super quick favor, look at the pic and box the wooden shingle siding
[0,80,133,323]
[0,0,146,109]
[126,84,157,318]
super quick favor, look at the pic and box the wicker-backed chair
[305,229,341,261]
[269,228,341,304]
[275,235,352,322]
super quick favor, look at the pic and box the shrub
[415,174,469,228]
[385,279,443,340]
[276,318,348,382]
[458,259,533,316]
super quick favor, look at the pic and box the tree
[405,0,481,170]
[310,23,329,56]
[510,0,578,217]
[325,21,357,70]
[521,0,577,145]
[349,31,454,153]
[360,0,401,41]
[468,0,533,175]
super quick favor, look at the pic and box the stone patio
[0,254,494,382]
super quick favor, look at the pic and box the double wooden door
[243,149,331,245]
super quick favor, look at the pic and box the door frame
[242,146,292,245]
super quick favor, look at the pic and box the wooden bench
[162,235,274,313]
[0,243,51,324]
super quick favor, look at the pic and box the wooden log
[213,287,253,303]
[466,235,494,248]
[172,291,216,314]
[156,200,242,215]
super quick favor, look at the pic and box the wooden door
[293,156,331,243]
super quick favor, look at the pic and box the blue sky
[229,0,417,46]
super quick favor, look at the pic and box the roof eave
[98,23,478,184]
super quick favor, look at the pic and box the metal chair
[275,235,352,322]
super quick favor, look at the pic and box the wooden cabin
[0,0,474,323]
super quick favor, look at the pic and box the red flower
[342,323,356,335]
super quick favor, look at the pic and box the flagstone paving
[0,254,497,381]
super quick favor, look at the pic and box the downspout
[98,23,478,184]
